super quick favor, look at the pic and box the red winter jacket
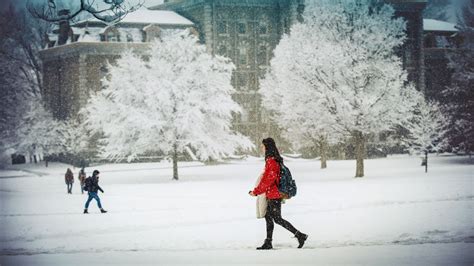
[253,157,281,199]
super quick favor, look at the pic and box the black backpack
[83,177,91,192]
[278,163,297,199]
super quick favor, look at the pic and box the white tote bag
[255,173,267,219]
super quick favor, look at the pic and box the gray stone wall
[40,42,150,120]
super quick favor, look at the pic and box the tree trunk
[320,138,328,169]
[425,150,428,173]
[172,143,179,180]
[354,132,366,178]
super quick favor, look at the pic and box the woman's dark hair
[262,137,283,163]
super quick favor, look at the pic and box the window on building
[237,72,248,88]
[403,43,414,65]
[217,21,228,34]
[248,108,257,123]
[237,22,247,35]
[249,73,257,90]
[241,109,249,122]
[126,33,133,42]
[106,28,120,42]
[259,22,268,35]
[100,65,108,73]
[257,45,268,65]
[218,45,227,57]
[239,46,247,65]
[145,25,161,42]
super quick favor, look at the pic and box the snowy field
[0,155,473,265]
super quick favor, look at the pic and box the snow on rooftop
[74,8,193,26]
[424,19,458,32]
[47,33,57,41]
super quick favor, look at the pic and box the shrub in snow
[261,0,420,177]
[82,30,253,180]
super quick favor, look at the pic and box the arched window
[239,45,248,66]
[104,27,120,42]
[126,33,133,42]
[144,24,161,42]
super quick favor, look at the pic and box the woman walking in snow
[249,138,308,250]
[65,168,74,194]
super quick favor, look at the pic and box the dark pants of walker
[265,199,298,240]
[85,192,102,209]
[66,183,73,194]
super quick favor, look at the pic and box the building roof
[424,19,458,33]
[73,8,194,27]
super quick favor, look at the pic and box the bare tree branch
[27,0,144,24]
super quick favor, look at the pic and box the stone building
[423,18,461,100]
[40,0,427,149]
[40,8,195,120]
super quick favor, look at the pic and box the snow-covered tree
[261,0,420,177]
[62,116,97,166]
[402,98,448,172]
[261,69,340,169]
[82,30,253,180]
[12,99,69,162]
[442,2,474,155]
[0,6,51,166]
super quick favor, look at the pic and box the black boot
[83,209,88,214]
[295,231,308,248]
[256,238,272,250]
[100,208,107,213]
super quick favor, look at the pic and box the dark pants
[66,183,73,194]
[85,192,102,209]
[265,199,298,240]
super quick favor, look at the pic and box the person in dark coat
[78,168,86,194]
[83,170,107,214]
[65,168,74,194]
[249,138,308,250]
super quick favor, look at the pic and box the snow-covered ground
[1,155,473,265]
